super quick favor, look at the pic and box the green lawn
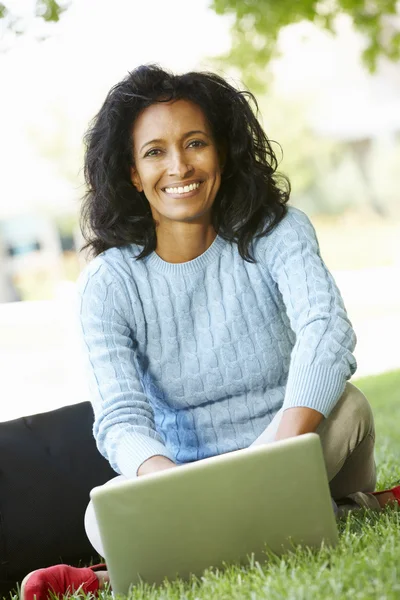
[16,369,400,600]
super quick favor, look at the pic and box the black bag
[0,402,115,597]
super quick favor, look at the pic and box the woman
[21,64,400,600]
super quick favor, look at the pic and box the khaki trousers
[251,381,379,513]
[85,382,380,556]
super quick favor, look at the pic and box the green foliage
[0,0,67,28]
[211,0,400,91]
[35,0,66,22]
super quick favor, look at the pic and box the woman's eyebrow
[139,130,209,153]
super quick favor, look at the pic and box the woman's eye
[188,140,206,148]
[144,141,205,157]
[144,149,161,157]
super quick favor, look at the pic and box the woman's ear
[130,166,143,192]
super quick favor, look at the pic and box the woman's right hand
[137,455,177,477]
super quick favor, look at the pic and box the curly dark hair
[80,64,290,263]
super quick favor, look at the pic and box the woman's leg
[251,382,380,511]
[315,382,380,511]
[84,474,130,556]
[316,383,377,494]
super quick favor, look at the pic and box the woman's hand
[275,406,324,441]
[137,455,177,477]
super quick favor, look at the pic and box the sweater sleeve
[75,258,175,478]
[259,207,357,417]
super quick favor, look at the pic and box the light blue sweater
[76,206,357,478]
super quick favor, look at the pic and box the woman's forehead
[132,99,211,142]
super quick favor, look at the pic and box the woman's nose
[167,150,194,178]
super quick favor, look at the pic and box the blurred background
[0,0,399,422]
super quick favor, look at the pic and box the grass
[9,369,400,600]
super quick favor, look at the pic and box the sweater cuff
[283,364,347,417]
[115,432,176,478]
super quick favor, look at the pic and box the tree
[211,0,400,91]
[0,0,68,30]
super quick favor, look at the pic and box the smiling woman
[80,64,289,264]
[129,99,223,263]
[19,64,400,600]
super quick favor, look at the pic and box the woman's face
[131,99,223,226]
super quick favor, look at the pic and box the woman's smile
[130,99,222,226]
[161,180,204,199]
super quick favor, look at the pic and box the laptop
[90,432,338,594]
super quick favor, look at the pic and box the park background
[0,0,399,423]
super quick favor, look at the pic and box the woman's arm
[76,258,175,478]
[258,207,357,421]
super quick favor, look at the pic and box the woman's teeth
[164,182,201,195]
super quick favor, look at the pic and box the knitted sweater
[76,206,357,478]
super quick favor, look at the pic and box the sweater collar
[144,234,228,275]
